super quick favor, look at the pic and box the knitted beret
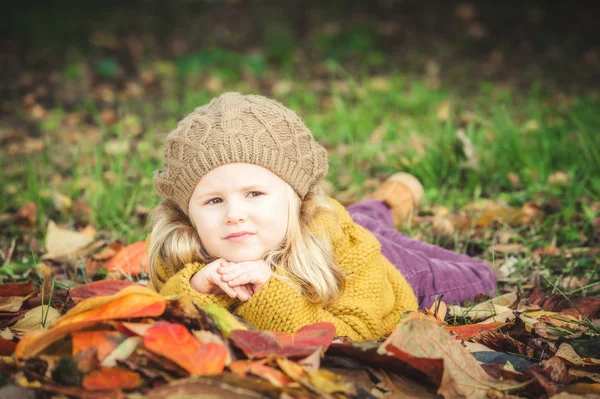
[153,92,329,215]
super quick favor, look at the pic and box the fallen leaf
[276,357,354,395]
[229,359,293,387]
[446,316,512,341]
[105,241,148,276]
[144,322,226,375]
[69,280,135,303]
[101,336,142,367]
[230,322,336,359]
[14,202,38,226]
[569,368,600,383]
[0,294,34,312]
[83,367,142,391]
[536,356,574,384]
[556,343,585,366]
[0,281,35,297]
[378,319,525,398]
[524,287,600,318]
[0,336,17,356]
[471,330,536,359]
[448,300,512,322]
[42,220,95,260]
[11,305,61,334]
[14,286,165,363]
[204,303,248,338]
[120,322,154,337]
[72,330,126,362]
[477,208,525,228]
[193,330,232,365]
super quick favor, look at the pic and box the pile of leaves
[0,277,599,399]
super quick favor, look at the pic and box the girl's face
[188,163,291,263]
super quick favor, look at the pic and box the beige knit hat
[153,92,329,215]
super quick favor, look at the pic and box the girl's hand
[190,259,254,300]
[218,259,272,295]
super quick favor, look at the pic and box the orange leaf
[105,241,148,276]
[72,330,127,362]
[82,367,142,391]
[14,286,165,364]
[445,320,508,341]
[69,280,135,303]
[229,359,293,387]
[144,322,226,376]
[230,322,336,359]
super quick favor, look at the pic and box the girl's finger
[220,262,257,282]
[210,273,238,298]
[227,271,259,287]
[233,286,248,301]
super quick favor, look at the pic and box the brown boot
[369,173,424,227]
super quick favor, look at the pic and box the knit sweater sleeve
[153,261,237,309]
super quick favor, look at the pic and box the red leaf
[82,367,142,391]
[0,281,35,297]
[144,322,226,375]
[70,280,135,303]
[105,241,148,276]
[230,322,336,359]
[0,337,16,356]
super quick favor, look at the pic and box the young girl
[147,92,496,341]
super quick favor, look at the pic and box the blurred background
[1,0,599,287]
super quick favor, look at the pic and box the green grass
[1,58,599,288]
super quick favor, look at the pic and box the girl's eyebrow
[196,185,265,198]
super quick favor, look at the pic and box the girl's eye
[206,198,222,205]
[248,191,263,198]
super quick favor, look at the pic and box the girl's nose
[225,203,247,224]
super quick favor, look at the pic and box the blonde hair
[146,181,346,305]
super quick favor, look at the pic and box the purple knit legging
[347,199,497,309]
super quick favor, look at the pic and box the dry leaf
[11,306,61,334]
[378,319,525,398]
[42,220,95,260]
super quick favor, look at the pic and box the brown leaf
[229,359,293,387]
[14,202,38,226]
[0,293,35,312]
[525,286,600,318]
[378,319,526,398]
[471,330,536,358]
[569,368,600,383]
[536,357,574,384]
[69,280,135,303]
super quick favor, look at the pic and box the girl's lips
[225,233,254,242]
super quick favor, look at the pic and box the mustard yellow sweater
[150,197,418,341]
